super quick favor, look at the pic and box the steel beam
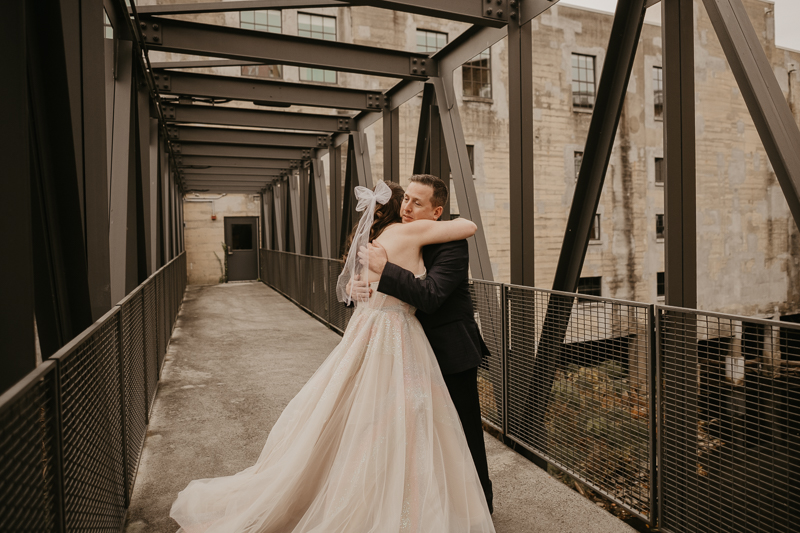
[663,0,697,308]
[288,174,303,253]
[340,141,356,251]
[508,18,534,286]
[431,77,493,280]
[150,59,262,69]
[412,84,435,174]
[177,156,295,169]
[109,40,135,305]
[136,1,345,15]
[1,0,35,394]
[182,167,286,176]
[174,142,308,159]
[272,182,286,251]
[263,188,273,249]
[312,158,331,258]
[137,83,154,277]
[142,15,435,80]
[162,103,355,132]
[702,0,800,231]
[182,174,283,181]
[329,144,342,258]
[429,103,450,220]
[148,120,159,275]
[348,0,510,27]
[531,0,648,453]
[156,71,388,111]
[168,125,329,148]
[350,131,373,189]
[185,181,272,189]
[383,107,400,183]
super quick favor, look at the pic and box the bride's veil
[336,181,392,304]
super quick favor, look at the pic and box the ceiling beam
[174,142,310,159]
[141,15,436,79]
[168,125,329,148]
[177,155,297,169]
[184,176,282,183]
[182,166,286,176]
[347,0,510,27]
[136,1,345,15]
[155,70,389,111]
[150,59,263,69]
[162,104,354,132]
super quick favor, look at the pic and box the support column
[329,144,342,258]
[383,107,400,183]
[429,103,451,220]
[299,164,309,253]
[148,118,159,273]
[431,77,493,280]
[351,131,374,189]
[137,82,153,277]
[508,17,535,286]
[412,84,435,175]
[288,173,302,253]
[109,40,134,304]
[272,181,286,251]
[528,0,648,452]
[1,0,35,394]
[663,0,697,308]
[312,158,331,258]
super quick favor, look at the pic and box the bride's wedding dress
[170,275,495,532]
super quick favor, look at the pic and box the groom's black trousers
[442,366,493,511]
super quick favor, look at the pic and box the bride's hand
[358,243,388,275]
[346,274,372,302]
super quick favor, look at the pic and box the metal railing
[260,249,800,530]
[0,253,187,532]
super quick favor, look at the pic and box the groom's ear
[432,205,443,220]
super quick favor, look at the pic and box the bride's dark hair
[342,180,404,262]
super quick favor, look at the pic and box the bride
[170,180,496,533]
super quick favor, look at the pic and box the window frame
[574,151,584,180]
[571,53,596,111]
[656,214,666,240]
[416,28,448,54]
[240,10,283,79]
[589,213,601,242]
[462,48,492,100]
[298,12,337,84]
[655,157,664,186]
[653,66,664,121]
[657,272,665,298]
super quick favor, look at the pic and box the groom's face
[401,182,442,223]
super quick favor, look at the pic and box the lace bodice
[357,269,427,314]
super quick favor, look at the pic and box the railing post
[648,304,658,526]
[142,288,150,424]
[501,283,509,437]
[115,308,130,508]
[52,363,67,533]
[654,305,663,529]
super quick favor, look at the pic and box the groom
[355,174,493,513]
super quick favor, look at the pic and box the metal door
[224,216,259,281]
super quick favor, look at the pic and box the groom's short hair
[410,174,448,208]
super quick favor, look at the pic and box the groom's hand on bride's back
[358,243,388,275]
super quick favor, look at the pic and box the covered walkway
[124,282,634,533]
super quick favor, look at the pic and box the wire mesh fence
[0,253,187,532]
[658,306,800,533]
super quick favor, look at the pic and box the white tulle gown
[170,276,496,533]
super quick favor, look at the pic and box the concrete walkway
[125,282,635,533]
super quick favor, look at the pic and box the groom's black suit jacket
[377,239,489,376]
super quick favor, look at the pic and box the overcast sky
[560,0,800,52]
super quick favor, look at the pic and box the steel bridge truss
[4,5,800,526]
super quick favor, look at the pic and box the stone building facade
[156,0,800,317]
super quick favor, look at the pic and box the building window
[577,276,602,301]
[656,214,665,239]
[572,53,595,110]
[298,13,337,84]
[467,144,475,174]
[574,151,583,180]
[655,157,664,185]
[416,29,447,53]
[104,10,113,39]
[657,272,665,297]
[589,214,601,241]
[653,66,663,120]
[463,48,491,99]
[240,10,282,79]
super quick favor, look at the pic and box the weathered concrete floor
[125,282,635,533]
